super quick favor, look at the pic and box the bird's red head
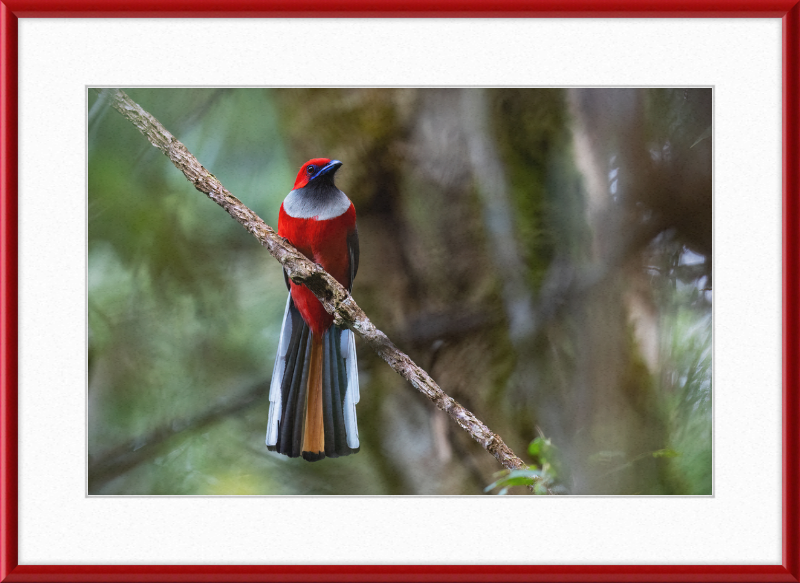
[293,158,343,189]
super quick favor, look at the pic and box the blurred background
[88,88,711,495]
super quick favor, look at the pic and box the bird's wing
[347,227,359,292]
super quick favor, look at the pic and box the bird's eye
[306,165,316,175]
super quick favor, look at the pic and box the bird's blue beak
[313,159,343,181]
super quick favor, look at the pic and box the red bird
[266,158,360,461]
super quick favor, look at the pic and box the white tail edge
[341,329,360,449]
[266,295,293,447]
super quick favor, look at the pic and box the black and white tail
[265,296,360,461]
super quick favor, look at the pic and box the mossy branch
[100,88,540,487]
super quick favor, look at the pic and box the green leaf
[484,469,544,493]
[652,448,680,458]
[505,469,544,481]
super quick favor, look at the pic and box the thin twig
[101,88,533,480]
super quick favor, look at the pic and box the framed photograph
[2,2,798,581]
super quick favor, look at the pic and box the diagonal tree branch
[100,88,536,483]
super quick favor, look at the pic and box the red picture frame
[2,2,798,582]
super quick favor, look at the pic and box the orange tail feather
[302,333,325,457]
